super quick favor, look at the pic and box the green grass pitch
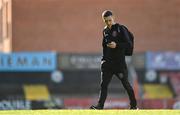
[0,110,179,115]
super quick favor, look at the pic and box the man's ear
[102,17,105,22]
[112,16,115,21]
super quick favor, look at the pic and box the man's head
[102,10,115,28]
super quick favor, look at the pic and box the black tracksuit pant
[98,64,137,108]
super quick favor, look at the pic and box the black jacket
[101,23,132,72]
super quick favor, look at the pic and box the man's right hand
[101,60,106,65]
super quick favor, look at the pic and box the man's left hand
[107,41,116,48]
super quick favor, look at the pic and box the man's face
[103,16,114,28]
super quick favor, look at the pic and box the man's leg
[90,71,113,109]
[98,71,113,107]
[116,69,137,109]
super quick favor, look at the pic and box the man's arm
[106,25,132,49]
[116,25,132,49]
[101,30,106,61]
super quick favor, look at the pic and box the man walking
[90,10,137,109]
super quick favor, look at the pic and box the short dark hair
[102,10,113,17]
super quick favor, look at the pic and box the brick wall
[12,0,180,53]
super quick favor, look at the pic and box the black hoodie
[101,23,132,71]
